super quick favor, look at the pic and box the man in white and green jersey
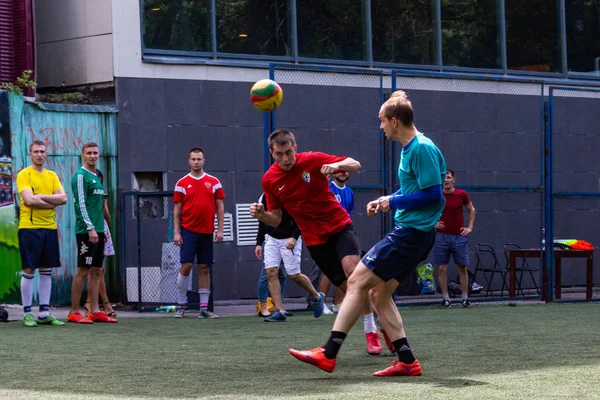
[68,142,116,324]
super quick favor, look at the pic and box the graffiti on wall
[0,91,19,303]
[0,93,117,304]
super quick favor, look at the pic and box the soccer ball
[250,79,283,112]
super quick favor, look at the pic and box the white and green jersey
[72,167,105,234]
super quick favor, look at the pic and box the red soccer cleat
[380,328,396,353]
[88,311,118,323]
[365,332,382,355]
[373,360,422,377]
[289,347,336,373]
[67,312,93,324]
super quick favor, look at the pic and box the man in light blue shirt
[290,90,446,378]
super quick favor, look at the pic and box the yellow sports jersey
[16,165,63,229]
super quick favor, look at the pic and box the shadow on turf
[294,375,488,388]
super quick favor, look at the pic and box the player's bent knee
[287,273,301,281]
[368,286,388,309]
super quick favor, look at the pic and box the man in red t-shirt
[250,129,383,355]
[433,169,476,308]
[173,147,225,319]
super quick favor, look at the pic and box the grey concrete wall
[116,77,265,301]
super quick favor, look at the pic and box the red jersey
[438,188,471,235]
[262,152,352,246]
[174,173,225,234]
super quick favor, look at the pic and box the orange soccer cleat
[67,312,93,324]
[365,332,382,355]
[373,360,423,377]
[289,347,336,373]
[88,311,118,323]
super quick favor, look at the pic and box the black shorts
[18,229,61,270]
[76,233,106,268]
[307,224,361,287]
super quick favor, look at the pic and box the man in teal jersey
[68,142,117,324]
[290,90,446,377]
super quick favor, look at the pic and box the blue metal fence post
[544,91,555,302]
[118,190,127,304]
[135,192,143,311]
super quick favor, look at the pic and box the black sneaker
[440,299,451,308]
[461,299,472,308]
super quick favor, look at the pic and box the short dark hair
[29,140,46,152]
[268,130,296,150]
[189,147,204,157]
[446,169,455,177]
[381,91,414,127]
[82,142,99,154]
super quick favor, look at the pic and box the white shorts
[104,220,115,256]
[263,234,302,276]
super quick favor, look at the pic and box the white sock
[176,274,190,305]
[461,293,468,301]
[21,272,35,314]
[199,288,210,310]
[363,313,377,333]
[38,269,53,318]
[443,293,450,301]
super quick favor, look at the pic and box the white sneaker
[322,304,334,315]
[331,304,341,313]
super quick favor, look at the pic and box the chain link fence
[117,71,599,309]
[548,86,600,301]
[119,191,214,312]
[393,71,545,301]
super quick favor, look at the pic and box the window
[371,0,435,65]
[142,0,211,53]
[441,0,501,69]
[296,0,367,61]
[566,0,600,75]
[506,0,560,73]
[216,0,292,56]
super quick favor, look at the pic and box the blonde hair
[381,91,414,127]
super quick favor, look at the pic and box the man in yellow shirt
[16,140,67,327]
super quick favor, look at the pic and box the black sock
[392,337,416,364]
[323,331,347,359]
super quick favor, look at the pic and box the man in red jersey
[250,130,383,354]
[173,148,225,319]
[434,169,476,308]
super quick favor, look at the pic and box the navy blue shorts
[180,227,214,265]
[432,232,469,266]
[362,226,435,283]
[18,228,61,270]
